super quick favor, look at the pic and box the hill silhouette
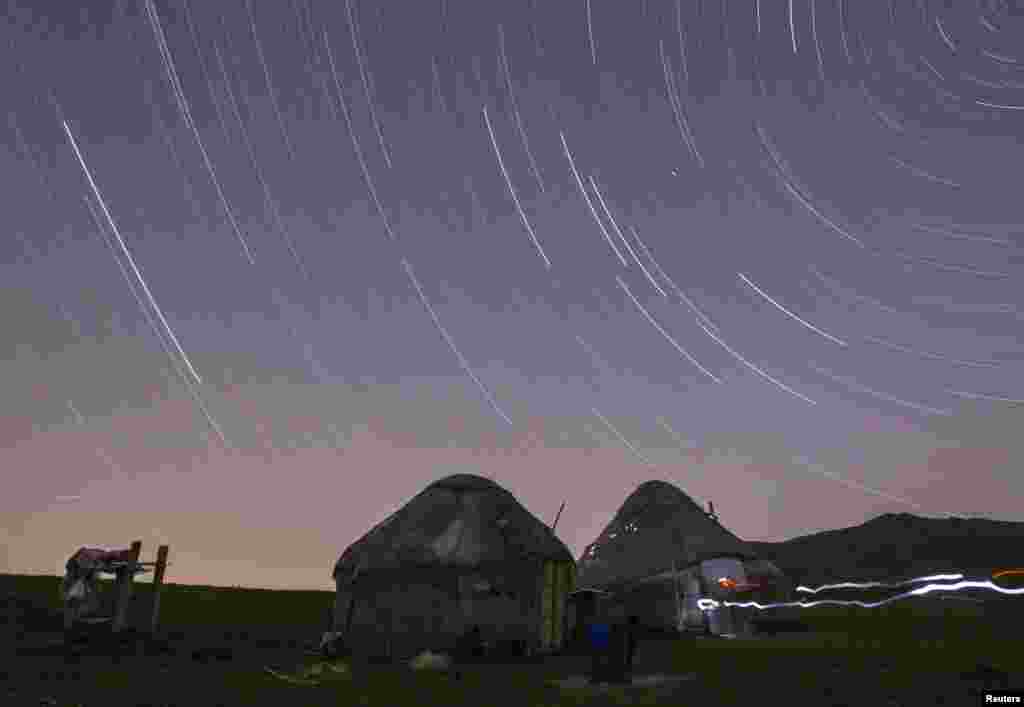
[748,512,1024,588]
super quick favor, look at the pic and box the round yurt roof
[576,479,757,590]
[333,473,573,585]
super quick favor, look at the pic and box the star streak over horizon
[2,0,1023,590]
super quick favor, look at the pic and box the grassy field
[3,572,1022,706]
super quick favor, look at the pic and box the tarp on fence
[60,546,148,620]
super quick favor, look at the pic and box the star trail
[2,0,1023,589]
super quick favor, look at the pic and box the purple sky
[2,0,1023,591]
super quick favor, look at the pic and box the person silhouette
[624,616,639,679]
[587,620,611,684]
[458,624,484,660]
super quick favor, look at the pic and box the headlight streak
[795,573,965,594]
[703,578,1024,612]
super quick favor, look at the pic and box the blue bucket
[588,622,611,650]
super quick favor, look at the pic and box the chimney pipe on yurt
[551,501,566,532]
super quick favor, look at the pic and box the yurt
[332,474,576,659]
[573,480,791,637]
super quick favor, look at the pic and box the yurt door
[539,561,572,651]
[681,571,704,630]
[700,558,747,636]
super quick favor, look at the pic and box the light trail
[888,155,961,189]
[976,100,1024,112]
[140,75,204,223]
[592,407,657,467]
[861,334,999,369]
[911,224,1013,247]
[431,55,449,113]
[881,249,1011,279]
[754,122,865,248]
[590,180,665,297]
[782,180,866,249]
[345,0,392,168]
[738,272,849,347]
[80,193,229,448]
[401,258,513,427]
[63,119,204,390]
[559,132,629,267]
[586,0,597,66]
[656,416,701,453]
[788,0,797,54]
[244,0,297,162]
[796,573,965,594]
[696,319,818,405]
[934,16,957,54]
[181,0,233,147]
[675,0,689,83]
[807,265,903,316]
[67,399,122,476]
[482,104,551,269]
[498,24,546,193]
[920,55,946,83]
[810,0,825,80]
[616,276,722,383]
[715,578,1024,611]
[324,28,397,243]
[144,0,255,265]
[790,453,928,509]
[589,176,663,293]
[659,39,704,167]
[212,39,309,282]
[809,363,954,416]
[993,569,1024,580]
[628,226,718,331]
[947,390,1024,405]
[838,0,852,65]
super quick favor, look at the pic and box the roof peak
[429,473,502,490]
[627,480,705,509]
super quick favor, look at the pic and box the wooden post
[62,555,77,634]
[112,541,142,633]
[150,545,169,634]
[672,560,682,632]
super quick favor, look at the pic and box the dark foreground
[3,574,1022,706]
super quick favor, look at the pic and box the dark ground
[3,576,1023,706]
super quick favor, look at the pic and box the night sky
[3,0,1023,590]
